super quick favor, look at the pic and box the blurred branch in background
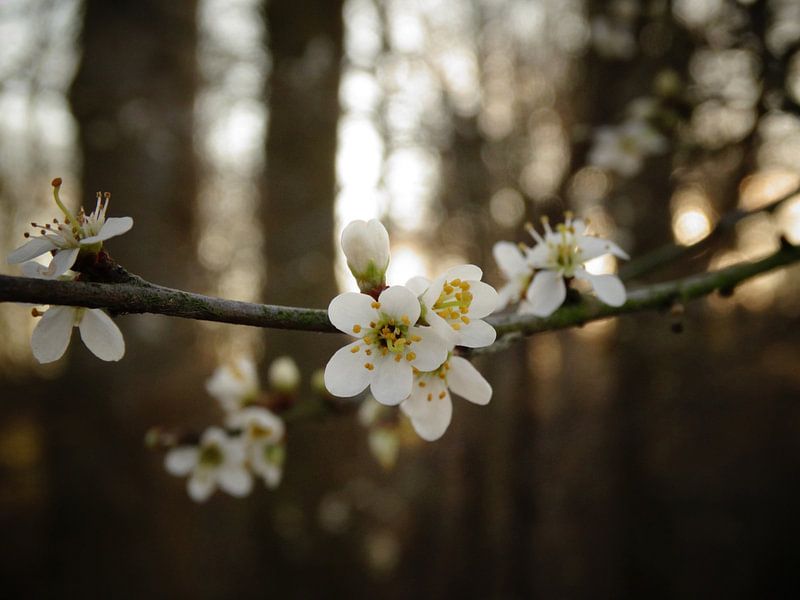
[1,239,798,344]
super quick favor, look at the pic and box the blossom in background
[227,407,286,489]
[406,264,498,349]
[7,180,133,278]
[492,242,534,310]
[400,355,492,441]
[164,427,252,502]
[205,356,261,413]
[588,120,667,177]
[341,219,391,293]
[591,16,636,60]
[267,355,301,393]
[522,214,629,317]
[324,285,449,406]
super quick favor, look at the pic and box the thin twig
[619,186,800,281]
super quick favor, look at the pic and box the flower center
[548,224,582,275]
[199,443,224,467]
[433,278,473,331]
[413,358,451,401]
[351,306,421,369]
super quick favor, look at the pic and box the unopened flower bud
[268,356,300,393]
[341,219,390,293]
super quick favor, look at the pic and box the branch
[0,241,798,344]
[619,185,800,281]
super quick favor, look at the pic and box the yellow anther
[427,393,433,401]
[451,323,461,330]
[410,335,422,342]
[455,292,463,301]
[365,349,372,356]
[419,381,426,388]
[364,336,373,345]
[364,363,374,370]
[460,281,470,290]
[438,372,446,379]
[450,278,461,287]
[380,348,388,356]
[352,324,362,333]
[438,391,446,399]
[444,285,454,294]
[461,316,470,324]
[371,301,381,309]
[406,352,416,361]
[437,310,449,319]
[369,321,376,328]
[394,354,402,362]
[350,346,360,353]
[449,309,459,319]
[401,315,410,325]
[460,306,469,314]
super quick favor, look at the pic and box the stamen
[371,301,381,309]
[350,346,360,353]
[394,354,402,362]
[31,308,44,317]
[451,323,461,330]
[418,381,426,388]
[352,324,362,333]
[365,349,372,356]
[461,316,470,324]
[427,393,433,401]
[438,391,446,399]
[410,335,422,342]
[364,363,374,370]
[406,352,416,361]
[401,315,410,325]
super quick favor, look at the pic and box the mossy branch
[0,241,798,346]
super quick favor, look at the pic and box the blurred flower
[226,407,286,489]
[588,121,667,177]
[8,180,132,278]
[522,215,629,316]
[400,355,491,441]
[406,264,498,349]
[206,356,260,412]
[268,355,301,393]
[493,241,535,311]
[164,427,252,502]
[324,285,449,406]
[341,219,391,293]
[367,427,400,470]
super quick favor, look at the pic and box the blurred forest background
[2,0,800,597]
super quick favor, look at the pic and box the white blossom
[267,355,300,393]
[341,219,391,292]
[324,285,449,406]
[400,355,492,441]
[164,427,252,502]
[492,242,534,311]
[522,215,629,317]
[406,264,498,349]
[8,186,133,279]
[205,356,260,413]
[588,120,667,177]
[227,407,286,489]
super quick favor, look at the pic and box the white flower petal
[164,447,198,476]
[524,270,567,317]
[188,473,216,502]
[401,383,453,441]
[217,466,253,497]
[493,242,528,278]
[370,355,413,406]
[525,243,552,269]
[7,236,59,264]
[377,285,420,323]
[575,269,626,306]
[43,247,79,278]
[405,276,430,297]
[448,356,492,405]
[457,319,496,348]
[578,235,629,261]
[324,340,372,397]
[31,306,76,363]
[443,264,483,282]
[78,309,125,361]
[81,216,134,244]
[408,326,449,371]
[466,281,499,319]
[328,292,376,335]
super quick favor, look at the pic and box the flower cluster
[325,219,498,441]
[494,213,629,317]
[164,356,293,502]
[7,180,131,363]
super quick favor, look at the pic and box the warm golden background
[1,0,800,597]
